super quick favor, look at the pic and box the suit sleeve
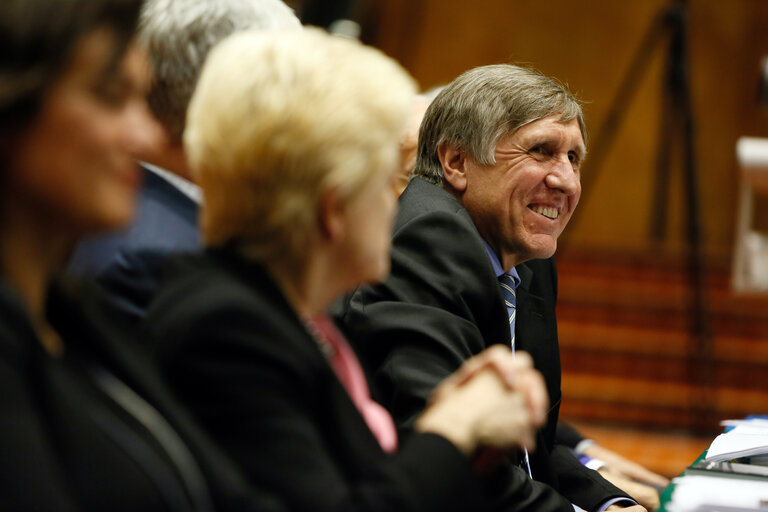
[550,445,639,511]
[556,423,585,450]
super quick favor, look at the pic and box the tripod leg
[650,68,676,242]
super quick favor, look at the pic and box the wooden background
[359,0,768,259]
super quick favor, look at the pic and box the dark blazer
[145,247,491,512]
[68,165,201,322]
[334,178,630,512]
[0,276,282,511]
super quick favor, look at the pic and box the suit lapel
[514,260,561,448]
[514,262,547,354]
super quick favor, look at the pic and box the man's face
[456,114,584,269]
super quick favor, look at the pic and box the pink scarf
[306,316,398,454]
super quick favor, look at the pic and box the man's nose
[124,100,165,161]
[545,156,580,195]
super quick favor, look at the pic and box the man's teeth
[531,205,558,219]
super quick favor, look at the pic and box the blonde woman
[147,28,547,512]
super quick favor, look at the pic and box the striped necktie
[499,273,533,478]
[499,274,517,351]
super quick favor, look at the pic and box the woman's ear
[438,143,468,193]
[318,187,346,242]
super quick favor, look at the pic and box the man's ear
[318,187,345,242]
[437,143,468,193]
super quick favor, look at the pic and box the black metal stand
[663,3,716,434]
[565,0,714,432]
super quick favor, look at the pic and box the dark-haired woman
[0,2,277,510]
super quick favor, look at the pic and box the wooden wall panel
[366,0,768,258]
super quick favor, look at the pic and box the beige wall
[367,0,768,258]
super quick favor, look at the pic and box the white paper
[666,474,768,511]
[705,422,768,462]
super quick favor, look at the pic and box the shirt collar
[140,161,202,204]
[481,238,520,289]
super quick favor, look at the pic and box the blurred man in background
[69,0,301,321]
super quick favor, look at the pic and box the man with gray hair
[69,0,300,320]
[336,64,644,512]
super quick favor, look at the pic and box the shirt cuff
[595,497,639,511]
[577,454,607,472]
[573,438,596,454]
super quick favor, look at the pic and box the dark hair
[0,0,143,139]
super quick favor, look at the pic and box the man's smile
[528,204,559,220]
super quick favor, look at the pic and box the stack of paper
[666,474,768,511]
[705,419,768,462]
[666,419,768,511]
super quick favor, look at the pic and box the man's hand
[584,444,670,488]
[416,346,548,455]
[432,346,548,428]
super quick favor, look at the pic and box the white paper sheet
[667,474,768,511]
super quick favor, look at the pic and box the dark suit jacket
[68,165,201,322]
[334,178,630,512]
[0,276,282,512]
[145,247,491,512]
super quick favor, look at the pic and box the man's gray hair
[138,0,300,143]
[414,64,586,186]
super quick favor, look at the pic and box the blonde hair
[185,28,416,268]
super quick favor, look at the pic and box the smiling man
[335,65,642,512]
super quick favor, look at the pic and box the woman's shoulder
[146,249,319,366]
[150,249,286,323]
